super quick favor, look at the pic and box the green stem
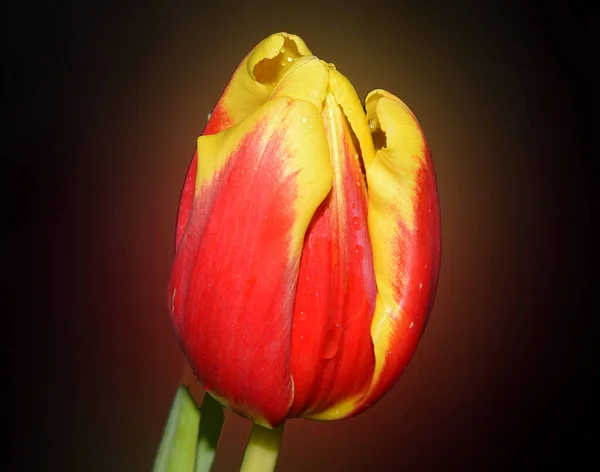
[195,392,225,472]
[239,423,285,472]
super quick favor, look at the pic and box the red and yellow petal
[168,96,332,427]
[289,73,378,420]
[176,34,323,249]
[204,32,313,136]
[354,89,441,413]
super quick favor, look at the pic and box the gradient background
[6,0,594,470]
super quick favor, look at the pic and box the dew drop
[409,321,415,329]
[323,324,341,359]
[354,245,364,261]
[204,380,212,391]
[368,119,376,130]
[302,117,307,123]
[213,365,220,373]
[355,179,361,187]
[351,216,362,230]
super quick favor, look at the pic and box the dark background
[5,0,595,470]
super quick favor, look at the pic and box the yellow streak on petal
[269,56,329,111]
[305,397,360,420]
[364,89,429,393]
[220,33,313,128]
[195,96,333,262]
[327,67,375,170]
[365,89,426,233]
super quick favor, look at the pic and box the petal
[270,56,329,110]
[356,90,441,413]
[175,34,324,249]
[168,96,332,427]
[289,91,377,419]
[327,68,375,170]
[203,32,313,135]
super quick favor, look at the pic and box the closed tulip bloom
[168,32,441,429]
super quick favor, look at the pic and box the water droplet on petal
[354,245,364,261]
[355,179,361,187]
[302,117,307,123]
[323,324,342,359]
[351,216,362,230]
[409,321,415,329]
[368,119,376,130]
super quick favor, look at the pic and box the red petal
[169,98,331,427]
[289,96,377,417]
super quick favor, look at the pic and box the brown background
[6,0,594,471]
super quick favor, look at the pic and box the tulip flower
[168,32,440,437]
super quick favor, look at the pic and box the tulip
[168,32,441,430]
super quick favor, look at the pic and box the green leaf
[153,385,200,472]
[195,393,225,472]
